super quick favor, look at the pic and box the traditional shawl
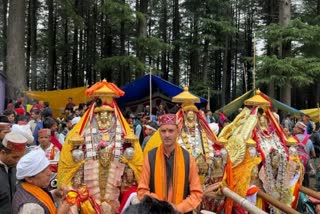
[22,182,56,214]
[51,134,62,151]
[154,143,185,205]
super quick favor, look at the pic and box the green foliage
[134,36,172,59]
[189,80,220,99]
[136,11,147,25]
[257,18,320,89]
[101,0,136,25]
[256,55,320,87]
[56,0,85,28]
[95,56,145,74]
[201,18,236,36]
[260,18,320,50]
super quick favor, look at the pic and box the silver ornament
[72,149,84,162]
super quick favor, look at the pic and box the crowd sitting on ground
[2,96,320,213]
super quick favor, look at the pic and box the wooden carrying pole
[257,190,300,214]
[221,187,267,214]
[300,185,320,200]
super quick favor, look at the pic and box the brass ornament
[225,135,246,167]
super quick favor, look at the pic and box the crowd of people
[1,94,320,214]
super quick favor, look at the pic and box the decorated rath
[57,79,143,213]
[204,89,318,214]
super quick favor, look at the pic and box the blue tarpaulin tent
[116,75,207,112]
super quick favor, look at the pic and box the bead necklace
[257,125,288,214]
[179,123,214,163]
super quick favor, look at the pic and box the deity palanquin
[57,80,143,214]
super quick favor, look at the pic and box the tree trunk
[189,12,199,86]
[266,0,278,97]
[202,39,209,85]
[61,16,69,89]
[47,0,55,90]
[79,27,84,87]
[172,0,180,85]
[245,7,254,92]
[86,2,93,87]
[136,0,148,76]
[215,50,223,108]
[26,0,31,88]
[160,0,167,80]
[92,2,97,85]
[78,0,85,86]
[30,0,38,90]
[317,0,320,104]
[221,36,229,106]
[1,0,8,73]
[120,0,127,85]
[6,0,26,98]
[71,0,79,88]
[279,0,291,105]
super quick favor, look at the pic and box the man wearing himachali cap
[137,114,203,214]
[12,149,70,214]
[0,132,27,213]
[37,129,60,167]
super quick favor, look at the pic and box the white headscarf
[16,149,49,180]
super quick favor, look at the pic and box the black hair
[0,115,10,123]
[42,108,53,118]
[15,115,27,123]
[43,117,56,129]
[122,196,175,214]
[78,103,85,110]
[95,98,102,107]
[3,109,15,117]
[31,109,41,115]
[14,102,21,108]
[65,116,74,122]
[258,108,264,115]
[147,121,159,130]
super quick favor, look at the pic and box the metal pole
[149,68,152,118]
[253,33,256,90]
[317,102,320,127]
[207,87,210,110]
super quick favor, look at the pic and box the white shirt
[19,203,45,214]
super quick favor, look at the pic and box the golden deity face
[97,110,113,129]
[270,152,280,168]
[126,168,134,184]
[211,156,224,178]
[100,111,110,123]
[213,156,223,168]
[196,155,209,175]
[186,110,195,122]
